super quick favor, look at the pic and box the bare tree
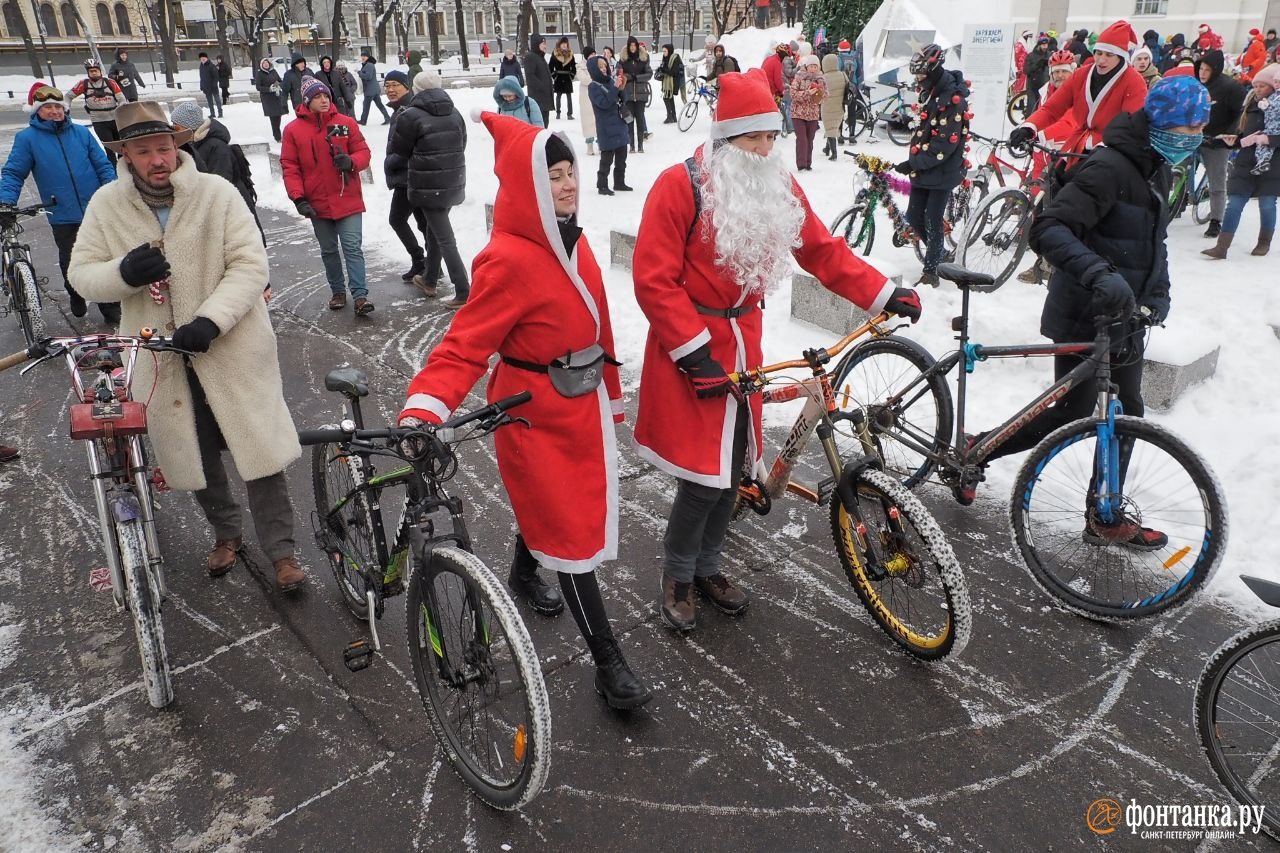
[372,0,389,59]
[225,0,286,64]
[330,0,347,57]
[489,0,502,51]
[647,0,671,45]
[708,0,747,36]
[452,0,469,68]
[10,6,42,77]
[142,0,180,85]
[516,0,538,54]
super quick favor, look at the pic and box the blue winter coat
[492,76,543,125]
[587,58,629,151]
[0,113,115,225]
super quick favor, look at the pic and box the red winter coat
[399,114,623,573]
[1023,63,1148,155]
[632,146,894,488]
[761,52,785,98]
[1014,43,1029,92]
[280,101,370,219]
[1241,37,1268,81]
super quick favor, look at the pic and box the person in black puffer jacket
[895,44,968,285]
[1194,49,1246,237]
[315,56,352,117]
[974,78,1211,542]
[1023,36,1051,113]
[499,47,524,85]
[381,69,430,283]
[523,34,553,127]
[389,70,469,307]
[620,36,654,151]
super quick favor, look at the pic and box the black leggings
[555,91,573,115]
[558,570,609,639]
[905,186,950,273]
[986,338,1146,461]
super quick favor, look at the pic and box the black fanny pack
[502,344,621,398]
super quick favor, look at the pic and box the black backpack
[229,143,257,205]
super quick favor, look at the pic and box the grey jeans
[662,404,748,583]
[188,368,295,561]
[1201,145,1231,222]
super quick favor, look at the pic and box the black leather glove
[119,243,170,287]
[885,287,922,322]
[676,345,732,399]
[893,161,912,175]
[1009,126,1036,150]
[171,317,220,353]
[332,149,354,171]
[1085,268,1136,319]
[294,198,318,219]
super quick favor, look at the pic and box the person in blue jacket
[0,82,118,322]
[587,55,631,194]
[491,75,544,125]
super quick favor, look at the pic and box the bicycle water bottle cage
[962,343,987,374]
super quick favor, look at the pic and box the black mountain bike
[845,81,914,145]
[299,369,550,810]
[0,201,51,348]
[829,263,1227,621]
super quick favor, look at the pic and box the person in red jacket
[281,77,374,315]
[1010,20,1149,157]
[761,42,787,102]
[1241,28,1269,81]
[1194,23,1224,53]
[632,70,922,632]
[397,115,651,711]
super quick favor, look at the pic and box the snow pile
[716,24,804,69]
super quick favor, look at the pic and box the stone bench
[240,141,270,155]
[226,92,251,104]
[790,272,872,336]
[268,151,373,184]
[610,230,637,270]
[450,79,472,89]
[1142,343,1220,412]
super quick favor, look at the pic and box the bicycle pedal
[343,639,376,672]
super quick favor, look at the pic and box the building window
[358,11,369,37]
[545,9,559,33]
[473,10,483,33]
[113,2,129,33]
[2,1,21,37]
[94,2,112,33]
[413,11,424,35]
[637,10,644,30]
[693,10,702,30]
[433,11,445,34]
[606,10,614,31]
[1133,0,1167,13]
[59,1,76,34]
[38,2,58,35]
[668,9,675,31]
[623,9,630,30]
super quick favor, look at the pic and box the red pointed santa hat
[25,81,62,113]
[1094,20,1138,61]
[710,69,782,140]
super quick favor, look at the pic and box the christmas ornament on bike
[502,343,620,398]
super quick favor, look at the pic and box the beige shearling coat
[69,152,300,491]
[821,54,848,139]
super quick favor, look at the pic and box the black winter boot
[508,535,564,616]
[402,256,425,282]
[1204,219,1221,238]
[585,633,653,710]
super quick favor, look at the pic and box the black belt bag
[502,344,621,398]
[694,300,762,319]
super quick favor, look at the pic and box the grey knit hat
[169,100,204,132]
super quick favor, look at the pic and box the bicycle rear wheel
[847,98,871,140]
[1011,415,1227,621]
[11,260,46,348]
[885,114,912,146]
[312,441,384,619]
[118,516,173,708]
[1192,182,1211,225]
[1006,90,1029,126]
[1195,619,1280,841]
[830,467,970,660]
[957,186,1032,287]
[677,99,700,132]
[407,546,551,810]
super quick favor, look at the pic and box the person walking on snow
[499,48,524,85]
[491,75,543,125]
[398,115,652,711]
[631,70,922,632]
[549,37,576,119]
[108,48,145,103]
[523,34,553,128]
[820,53,847,160]
[281,77,375,315]
[577,49,598,151]
[789,54,826,171]
[357,49,391,125]
[0,82,119,323]
[381,69,431,286]
[620,36,653,152]
[68,59,124,162]
[68,101,306,591]
[254,58,287,140]
[216,55,231,104]
[198,52,222,118]
[316,56,352,116]
[1195,49,1247,238]
[587,55,631,194]
[280,53,312,111]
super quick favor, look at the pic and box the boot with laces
[694,573,749,615]
[586,633,653,710]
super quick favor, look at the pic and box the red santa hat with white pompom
[1093,20,1138,62]
[709,70,782,140]
[25,81,63,113]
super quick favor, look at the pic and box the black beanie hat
[545,132,574,167]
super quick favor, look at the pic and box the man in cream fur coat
[70,101,306,592]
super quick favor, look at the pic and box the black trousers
[267,114,282,141]
[905,186,950,273]
[986,337,1146,461]
[389,186,429,264]
[598,145,628,188]
[51,223,117,311]
[628,101,648,148]
[663,96,677,122]
[421,207,470,299]
[91,121,118,165]
[555,91,573,116]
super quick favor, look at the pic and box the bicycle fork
[1092,397,1125,524]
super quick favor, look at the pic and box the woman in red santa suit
[398,114,651,710]
[1009,20,1148,159]
[631,69,923,632]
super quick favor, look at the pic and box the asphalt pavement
[0,160,1267,852]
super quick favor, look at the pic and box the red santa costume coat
[399,114,623,573]
[632,144,894,489]
[1023,62,1148,154]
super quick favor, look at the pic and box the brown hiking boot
[206,537,242,578]
[1252,230,1273,256]
[695,573,750,615]
[659,574,695,631]
[412,274,438,297]
[274,556,306,592]
[353,297,375,316]
[1201,232,1233,259]
[327,292,347,310]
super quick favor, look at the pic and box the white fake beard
[700,141,805,298]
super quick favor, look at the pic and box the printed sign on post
[960,23,1015,142]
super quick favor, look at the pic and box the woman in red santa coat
[1009,20,1149,158]
[398,113,651,710]
[632,69,923,632]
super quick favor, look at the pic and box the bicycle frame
[969,134,1031,191]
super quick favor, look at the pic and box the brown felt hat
[104,101,193,152]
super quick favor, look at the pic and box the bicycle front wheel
[830,336,954,488]
[1011,415,1227,621]
[118,517,173,708]
[831,467,971,660]
[1006,90,1029,126]
[407,546,551,810]
[12,260,46,348]
[957,186,1032,287]
[312,441,385,619]
[677,99,699,132]
[1192,181,1211,225]
[1195,620,1280,841]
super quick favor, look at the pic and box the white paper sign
[960,23,1015,142]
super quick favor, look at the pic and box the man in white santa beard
[632,69,924,633]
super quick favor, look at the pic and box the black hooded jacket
[281,53,313,109]
[1024,44,1050,88]
[1068,30,1091,65]
[1193,50,1246,145]
[523,33,553,110]
[500,53,524,85]
[315,57,351,113]
[1030,110,1171,345]
[903,69,969,191]
[108,48,144,99]
[389,87,467,209]
[1159,34,1186,73]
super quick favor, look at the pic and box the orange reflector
[841,384,852,408]
[1162,546,1191,570]
[514,724,527,763]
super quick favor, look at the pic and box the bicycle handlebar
[729,312,892,382]
[1,330,193,373]
[297,390,533,447]
[0,200,52,219]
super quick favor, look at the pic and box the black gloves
[294,198,318,219]
[1009,126,1036,150]
[893,161,912,175]
[1085,267,1136,319]
[119,243,170,287]
[885,287,922,322]
[332,150,354,171]
[677,345,733,399]
[171,317,220,353]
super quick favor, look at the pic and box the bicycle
[957,140,1086,287]
[829,152,929,264]
[298,369,550,810]
[0,329,189,708]
[1194,574,1280,841]
[729,313,971,660]
[677,77,718,132]
[1006,88,1030,126]
[845,81,915,146]
[1168,149,1210,224]
[830,262,1227,621]
[0,201,51,349]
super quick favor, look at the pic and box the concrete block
[268,151,282,178]
[450,79,472,88]
[610,230,637,270]
[227,92,251,104]
[249,91,261,102]
[1142,346,1220,411]
[240,141,270,155]
[485,202,494,233]
[789,272,869,337]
